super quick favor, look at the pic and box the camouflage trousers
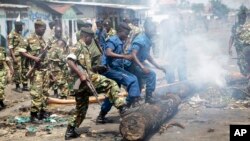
[30,70,50,112]
[235,44,249,75]
[50,71,69,97]
[0,69,7,100]
[12,56,28,85]
[68,73,125,127]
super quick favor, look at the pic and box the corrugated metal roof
[47,1,149,10]
[0,3,30,8]
[47,3,72,14]
[159,0,177,5]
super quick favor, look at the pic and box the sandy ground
[1,26,250,141]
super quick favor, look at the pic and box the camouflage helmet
[237,5,248,17]
[35,19,46,27]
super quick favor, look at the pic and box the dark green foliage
[191,3,205,13]
[210,0,229,19]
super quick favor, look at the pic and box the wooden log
[120,94,181,141]
[47,92,128,105]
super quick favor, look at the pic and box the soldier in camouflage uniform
[19,20,51,123]
[8,21,29,92]
[0,47,13,110]
[65,28,127,140]
[239,47,250,96]
[48,26,69,99]
[229,5,248,73]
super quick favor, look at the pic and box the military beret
[35,19,46,26]
[96,18,103,24]
[103,19,112,25]
[80,27,94,36]
[15,21,24,26]
[49,21,55,29]
[238,5,248,16]
[118,22,131,31]
[77,20,86,30]
[82,22,92,28]
[77,20,85,25]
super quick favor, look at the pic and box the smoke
[184,34,228,87]
[153,11,229,87]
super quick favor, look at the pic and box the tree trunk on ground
[119,94,181,141]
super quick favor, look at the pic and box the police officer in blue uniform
[95,19,106,50]
[128,19,166,103]
[96,22,141,124]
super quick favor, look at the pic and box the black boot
[39,110,51,120]
[96,111,109,124]
[22,84,29,91]
[118,106,129,117]
[0,100,6,110]
[65,125,80,140]
[15,84,23,93]
[129,97,141,108]
[54,89,59,98]
[30,112,42,124]
[145,95,158,104]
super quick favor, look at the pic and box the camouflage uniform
[0,47,8,102]
[24,33,50,113]
[67,40,125,127]
[48,36,69,98]
[235,22,250,74]
[232,24,245,56]
[88,39,102,67]
[8,31,28,87]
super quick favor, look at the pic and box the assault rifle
[73,63,101,105]
[26,41,52,78]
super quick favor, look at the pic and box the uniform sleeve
[131,43,140,51]
[8,33,14,49]
[105,41,115,51]
[16,39,28,53]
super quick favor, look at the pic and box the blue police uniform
[100,35,141,114]
[96,29,106,50]
[127,33,156,98]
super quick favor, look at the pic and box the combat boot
[145,95,158,104]
[129,97,141,108]
[15,84,23,93]
[96,111,109,124]
[118,106,129,117]
[22,84,29,91]
[39,110,51,120]
[30,112,42,124]
[0,100,6,110]
[65,125,80,140]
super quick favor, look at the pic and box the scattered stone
[207,128,215,133]
[19,105,30,112]
[25,126,37,137]
[0,129,8,137]
[16,124,26,129]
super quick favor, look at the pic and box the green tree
[210,0,229,19]
[191,3,204,14]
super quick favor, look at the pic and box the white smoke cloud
[185,34,228,87]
